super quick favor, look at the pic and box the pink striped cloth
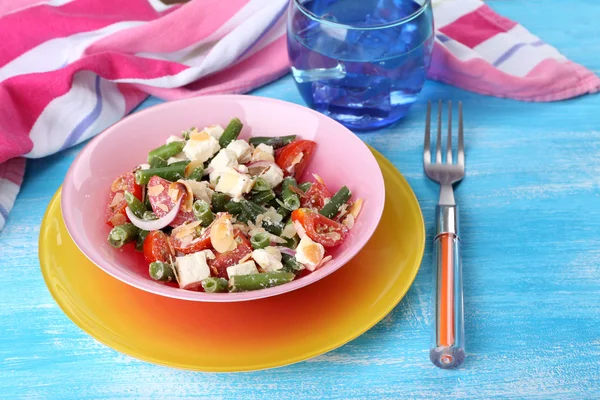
[0,0,599,230]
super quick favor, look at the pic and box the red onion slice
[125,197,182,231]
[277,247,297,257]
[246,161,276,169]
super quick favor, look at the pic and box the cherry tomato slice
[301,177,332,209]
[210,230,252,279]
[291,208,348,248]
[147,176,195,227]
[275,140,317,180]
[143,231,174,264]
[171,228,212,254]
[105,172,142,227]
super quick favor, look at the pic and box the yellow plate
[39,150,425,372]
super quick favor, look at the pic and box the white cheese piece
[208,149,238,184]
[183,134,220,163]
[138,163,151,170]
[214,167,254,199]
[259,164,284,188]
[263,207,283,226]
[166,135,185,144]
[281,220,297,239]
[226,260,259,278]
[256,143,274,155]
[175,250,215,289]
[208,149,238,185]
[251,143,275,162]
[226,139,252,163]
[252,247,283,272]
[167,152,189,165]
[204,124,225,140]
[179,179,214,203]
[295,235,325,271]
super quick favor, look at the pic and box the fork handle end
[430,206,465,369]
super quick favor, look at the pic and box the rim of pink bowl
[60,94,386,302]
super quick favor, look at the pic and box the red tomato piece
[171,228,212,254]
[275,140,317,180]
[105,172,142,227]
[301,176,332,209]
[143,231,174,264]
[147,176,195,227]
[291,208,348,248]
[210,230,252,279]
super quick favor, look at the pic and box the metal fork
[424,100,465,369]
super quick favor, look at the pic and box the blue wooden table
[2,1,600,398]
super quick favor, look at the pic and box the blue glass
[287,0,434,131]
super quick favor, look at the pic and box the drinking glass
[287,0,434,131]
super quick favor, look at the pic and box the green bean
[240,199,283,235]
[281,177,301,211]
[135,229,149,251]
[281,235,299,249]
[143,210,157,220]
[187,166,204,181]
[320,186,351,219]
[276,204,291,219]
[212,192,230,213]
[168,160,190,168]
[252,177,271,192]
[298,182,312,192]
[124,190,146,218]
[149,155,167,169]
[135,164,187,185]
[248,135,296,149]
[149,261,175,282]
[229,271,295,292]
[219,118,243,148]
[202,277,228,293]
[193,200,214,227]
[147,141,185,163]
[281,254,304,273]
[108,223,139,248]
[225,200,242,215]
[250,189,276,204]
[250,232,271,250]
[239,199,265,221]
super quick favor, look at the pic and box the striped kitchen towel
[0,0,599,230]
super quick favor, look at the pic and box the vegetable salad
[105,118,362,293]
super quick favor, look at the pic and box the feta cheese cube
[252,247,283,272]
[183,133,220,163]
[259,164,284,188]
[295,235,325,271]
[138,163,151,170]
[281,220,297,239]
[208,149,239,184]
[204,125,225,140]
[179,180,214,203]
[251,143,275,162]
[226,260,259,278]
[175,250,215,290]
[215,167,254,199]
[256,143,274,155]
[226,139,252,163]
[166,135,185,144]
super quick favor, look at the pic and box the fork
[424,100,465,369]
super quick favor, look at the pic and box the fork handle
[430,205,465,369]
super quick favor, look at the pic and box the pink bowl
[61,95,385,302]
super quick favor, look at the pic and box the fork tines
[424,100,464,167]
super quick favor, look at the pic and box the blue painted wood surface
[2,1,600,398]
